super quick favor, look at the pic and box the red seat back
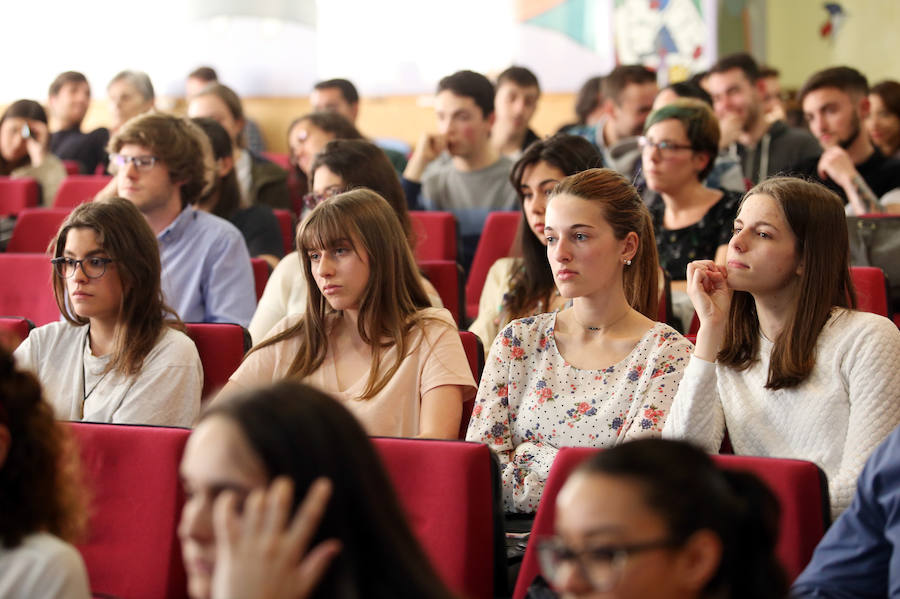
[466,211,521,320]
[6,208,69,253]
[250,258,270,301]
[410,211,457,262]
[457,331,484,439]
[373,438,495,599]
[53,175,111,209]
[62,160,81,175]
[272,208,295,254]
[513,447,829,598]
[69,422,190,599]
[0,177,40,215]
[0,253,59,326]
[851,266,890,317]
[418,259,462,325]
[184,323,250,401]
[0,315,34,349]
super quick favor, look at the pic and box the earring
[624,259,632,266]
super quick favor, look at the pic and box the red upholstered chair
[250,258,270,301]
[262,152,291,169]
[457,331,484,439]
[68,422,190,599]
[184,323,251,401]
[851,266,890,317]
[466,211,521,320]
[418,259,463,325]
[373,438,497,599]
[513,447,829,598]
[272,208,295,254]
[0,315,34,349]
[62,160,81,175]
[6,208,70,253]
[0,177,40,215]
[53,175,111,208]
[0,253,59,326]
[410,210,457,262]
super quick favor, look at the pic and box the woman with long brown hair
[664,177,900,518]
[0,100,67,205]
[467,168,693,513]
[224,189,475,439]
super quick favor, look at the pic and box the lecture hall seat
[418,259,464,325]
[0,316,34,350]
[53,175,111,209]
[0,253,59,326]
[0,177,40,215]
[6,208,69,253]
[465,211,520,320]
[409,210,457,262]
[184,323,251,401]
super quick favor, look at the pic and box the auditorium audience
[469,134,601,349]
[225,189,475,438]
[249,139,442,343]
[107,70,155,134]
[467,168,692,513]
[13,198,202,426]
[0,100,67,206]
[186,66,267,154]
[491,66,542,159]
[0,348,90,599]
[47,71,109,175]
[867,80,900,159]
[108,112,257,327]
[663,177,900,518]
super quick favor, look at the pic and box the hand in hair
[211,477,341,599]
[686,260,732,361]
[23,120,50,166]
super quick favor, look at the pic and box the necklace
[570,307,631,332]
[81,332,111,418]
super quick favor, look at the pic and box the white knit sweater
[663,309,900,518]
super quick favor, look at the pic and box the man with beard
[793,66,900,214]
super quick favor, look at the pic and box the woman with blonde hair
[225,189,475,439]
[13,198,202,426]
[467,168,693,513]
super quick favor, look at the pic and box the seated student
[249,139,442,344]
[642,99,742,291]
[491,66,542,159]
[868,80,900,159]
[187,83,289,210]
[13,198,202,426]
[179,381,460,599]
[192,117,284,269]
[555,75,605,133]
[663,177,900,518]
[0,348,91,599]
[186,66,267,155]
[107,70,155,135]
[469,134,602,349]
[108,112,257,327]
[0,100,67,205]
[225,189,475,438]
[467,168,693,513]
[539,439,787,599]
[47,71,109,175]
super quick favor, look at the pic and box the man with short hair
[791,66,900,214]
[108,113,256,325]
[402,70,518,272]
[491,66,541,158]
[185,66,266,154]
[47,71,109,174]
[758,65,786,123]
[706,52,820,184]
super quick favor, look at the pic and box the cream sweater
[663,309,900,518]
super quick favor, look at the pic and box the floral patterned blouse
[466,311,693,513]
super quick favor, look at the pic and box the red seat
[53,175,111,209]
[466,211,521,320]
[6,208,69,253]
[262,152,291,169]
[457,331,484,439]
[0,177,40,215]
[272,208,295,254]
[68,422,190,599]
[418,259,463,325]
[62,160,81,175]
[184,323,251,401]
[250,258,270,301]
[513,447,829,598]
[373,438,496,599]
[851,266,890,317]
[410,211,457,262]
[0,253,59,326]
[0,315,34,349]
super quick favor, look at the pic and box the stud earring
[624,258,632,266]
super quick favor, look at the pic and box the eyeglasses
[637,136,694,157]
[109,153,159,172]
[301,186,343,211]
[536,536,678,591]
[51,257,115,279]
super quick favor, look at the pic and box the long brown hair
[250,189,443,399]
[552,168,659,318]
[718,178,856,389]
[51,197,183,376]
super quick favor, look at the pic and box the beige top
[230,307,476,437]
[469,257,519,349]
[12,154,66,206]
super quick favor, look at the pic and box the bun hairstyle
[577,439,787,599]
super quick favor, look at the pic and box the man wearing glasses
[107,113,256,326]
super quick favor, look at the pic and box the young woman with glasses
[13,198,202,425]
[537,439,787,599]
[249,139,442,344]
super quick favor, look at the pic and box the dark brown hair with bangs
[249,189,443,399]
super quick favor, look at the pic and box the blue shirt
[158,206,256,327]
[793,423,900,598]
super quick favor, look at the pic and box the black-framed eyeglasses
[637,136,694,157]
[109,153,159,172]
[536,535,679,591]
[51,257,115,279]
